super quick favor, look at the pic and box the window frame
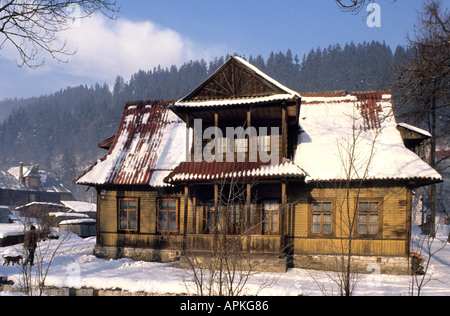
[118,198,139,233]
[355,198,383,238]
[262,200,280,236]
[309,199,334,237]
[157,198,179,234]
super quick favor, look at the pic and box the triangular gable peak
[175,56,300,106]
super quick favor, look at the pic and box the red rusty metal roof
[75,100,188,187]
[164,159,306,184]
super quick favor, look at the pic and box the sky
[0,0,432,100]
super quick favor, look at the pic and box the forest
[0,41,412,200]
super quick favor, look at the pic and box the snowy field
[0,225,449,296]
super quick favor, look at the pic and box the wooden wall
[95,182,413,259]
[96,188,187,249]
[287,184,412,257]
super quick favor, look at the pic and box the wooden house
[75,56,442,274]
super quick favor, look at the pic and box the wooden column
[192,187,197,235]
[246,183,252,252]
[280,181,287,251]
[185,114,191,162]
[182,185,189,253]
[282,104,288,159]
[213,183,219,251]
[247,109,252,160]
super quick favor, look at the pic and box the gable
[177,56,300,103]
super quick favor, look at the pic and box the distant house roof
[0,166,72,193]
[294,92,442,184]
[61,200,96,213]
[75,101,188,187]
[397,122,432,138]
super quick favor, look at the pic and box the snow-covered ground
[0,225,448,296]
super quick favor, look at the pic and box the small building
[60,200,97,220]
[0,163,75,208]
[59,219,96,238]
[75,56,442,274]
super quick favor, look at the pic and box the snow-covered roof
[15,201,67,211]
[3,166,72,193]
[294,93,442,184]
[397,122,432,138]
[165,160,306,184]
[174,56,300,108]
[61,201,97,213]
[59,219,96,225]
[75,101,189,187]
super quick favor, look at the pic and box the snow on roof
[165,160,306,184]
[174,56,300,108]
[397,122,432,138]
[61,201,97,213]
[15,201,67,210]
[5,166,72,193]
[75,101,189,187]
[294,93,442,184]
[59,219,96,225]
[174,94,296,108]
[0,223,25,238]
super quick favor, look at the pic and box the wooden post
[192,187,197,235]
[282,104,288,159]
[182,185,189,253]
[280,181,287,251]
[186,114,191,162]
[213,183,219,251]
[246,183,252,252]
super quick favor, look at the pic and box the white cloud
[0,14,226,99]
[53,15,223,80]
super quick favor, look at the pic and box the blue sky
[0,0,430,99]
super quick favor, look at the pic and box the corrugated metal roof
[164,159,306,184]
[75,101,188,187]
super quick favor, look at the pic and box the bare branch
[0,0,119,68]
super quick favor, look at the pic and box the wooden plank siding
[96,187,283,254]
[95,182,412,258]
[288,184,411,257]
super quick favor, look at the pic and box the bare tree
[394,0,449,237]
[335,0,375,13]
[0,0,119,68]
[409,214,448,296]
[306,103,389,296]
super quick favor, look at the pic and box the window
[158,199,178,233]
[258,135,271,153]
[217,137,229,155]
[262,201,280,235]
[311,201,333,235]
[357,201,380,236]
[234,138,248,153]
[119,198,138,232]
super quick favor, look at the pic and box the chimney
[19,162,24,184]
